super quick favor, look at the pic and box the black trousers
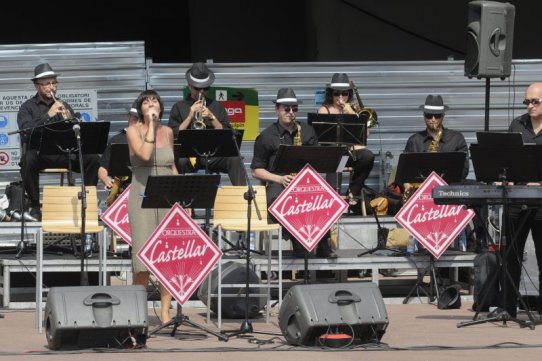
[21,149,100,206]
[500,209,542,315]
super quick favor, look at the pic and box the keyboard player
[499,82,542,317]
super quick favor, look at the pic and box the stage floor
[1,302,542,360]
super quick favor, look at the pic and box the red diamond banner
[269,164,348,252]
[394,171,475,259]
[137,203,222,305]
[100,185,132,244]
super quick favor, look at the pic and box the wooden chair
[39,168,70,186]
[208,185,282,328]
[36,186,106,332]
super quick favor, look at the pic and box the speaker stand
[149,304,228,341]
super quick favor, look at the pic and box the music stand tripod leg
[149,304,228,341]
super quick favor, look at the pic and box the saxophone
[402,125,442,204]
[106,176,129,206]
[290,119,302,177]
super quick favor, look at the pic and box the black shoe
[29,208,42,222]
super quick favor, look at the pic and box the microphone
[152,113,158,123]
[73,123,81,139]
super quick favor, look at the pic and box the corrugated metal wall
[148,59,542,190]
[0,41,146,183]
[1,41,541,192]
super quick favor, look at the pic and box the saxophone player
[167,62,246,185]
[251,88,336,258]
[403,94,469,180]
[98,101,139,202]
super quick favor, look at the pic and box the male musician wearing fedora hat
[403,94,469,178]
[16,63,100,221]
[251,88,336,258]
[167,62,246,185]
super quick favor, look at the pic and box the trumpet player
[16,63,100,221]
[168,62,246,185]
[98,100,139,193]
[318,73,375,213]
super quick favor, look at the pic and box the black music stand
[39,122,110,186]
[271,145,343,284]
[177,129,239,233]
[308,113,366,194]
[458,144,537,329]
[307,113,367,146]
[397,152,465,305]
[143,174,227,341]
[395,152,465,184]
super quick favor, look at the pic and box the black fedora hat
[272,88,302,105]
[185,62,215,88]
[419,95,450,114]
[327,73,351,90]
[31,63,59,81]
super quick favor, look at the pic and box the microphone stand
[220,130,277,339]
[72,121,90,286]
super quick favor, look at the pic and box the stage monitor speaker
[44,285,148,350]
[279,282,388,346]
[465,1,515,79]
[198,261,265,319]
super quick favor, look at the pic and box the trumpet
[51,93,71,120]
[350,81,378,128]
[192,91,206,129]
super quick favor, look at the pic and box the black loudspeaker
[465,1,515,79]
[279,282,388,346]
[197,261,265,318]
[44,285,148,350]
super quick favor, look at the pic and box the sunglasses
[282,105,298,113]
[424,113,444,119]
[333,91,350,97]
[522,98,542,106]
[193,86,210,91]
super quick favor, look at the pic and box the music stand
[395,152,465,184]
[143,174,227,341]
[271,145,344,174]
[271,145,343,284]
[397,152,465,305]
[177,129,239,234]
[458,144,537,329]
[307,113,367,145]
[39,122,109,185]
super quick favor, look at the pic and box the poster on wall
[182,87,259,140]
[0,90,98,171]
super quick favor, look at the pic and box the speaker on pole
[279,282,388,346]
[197,261,265,319]
[44,285,148,350]
[465,1,515,79]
